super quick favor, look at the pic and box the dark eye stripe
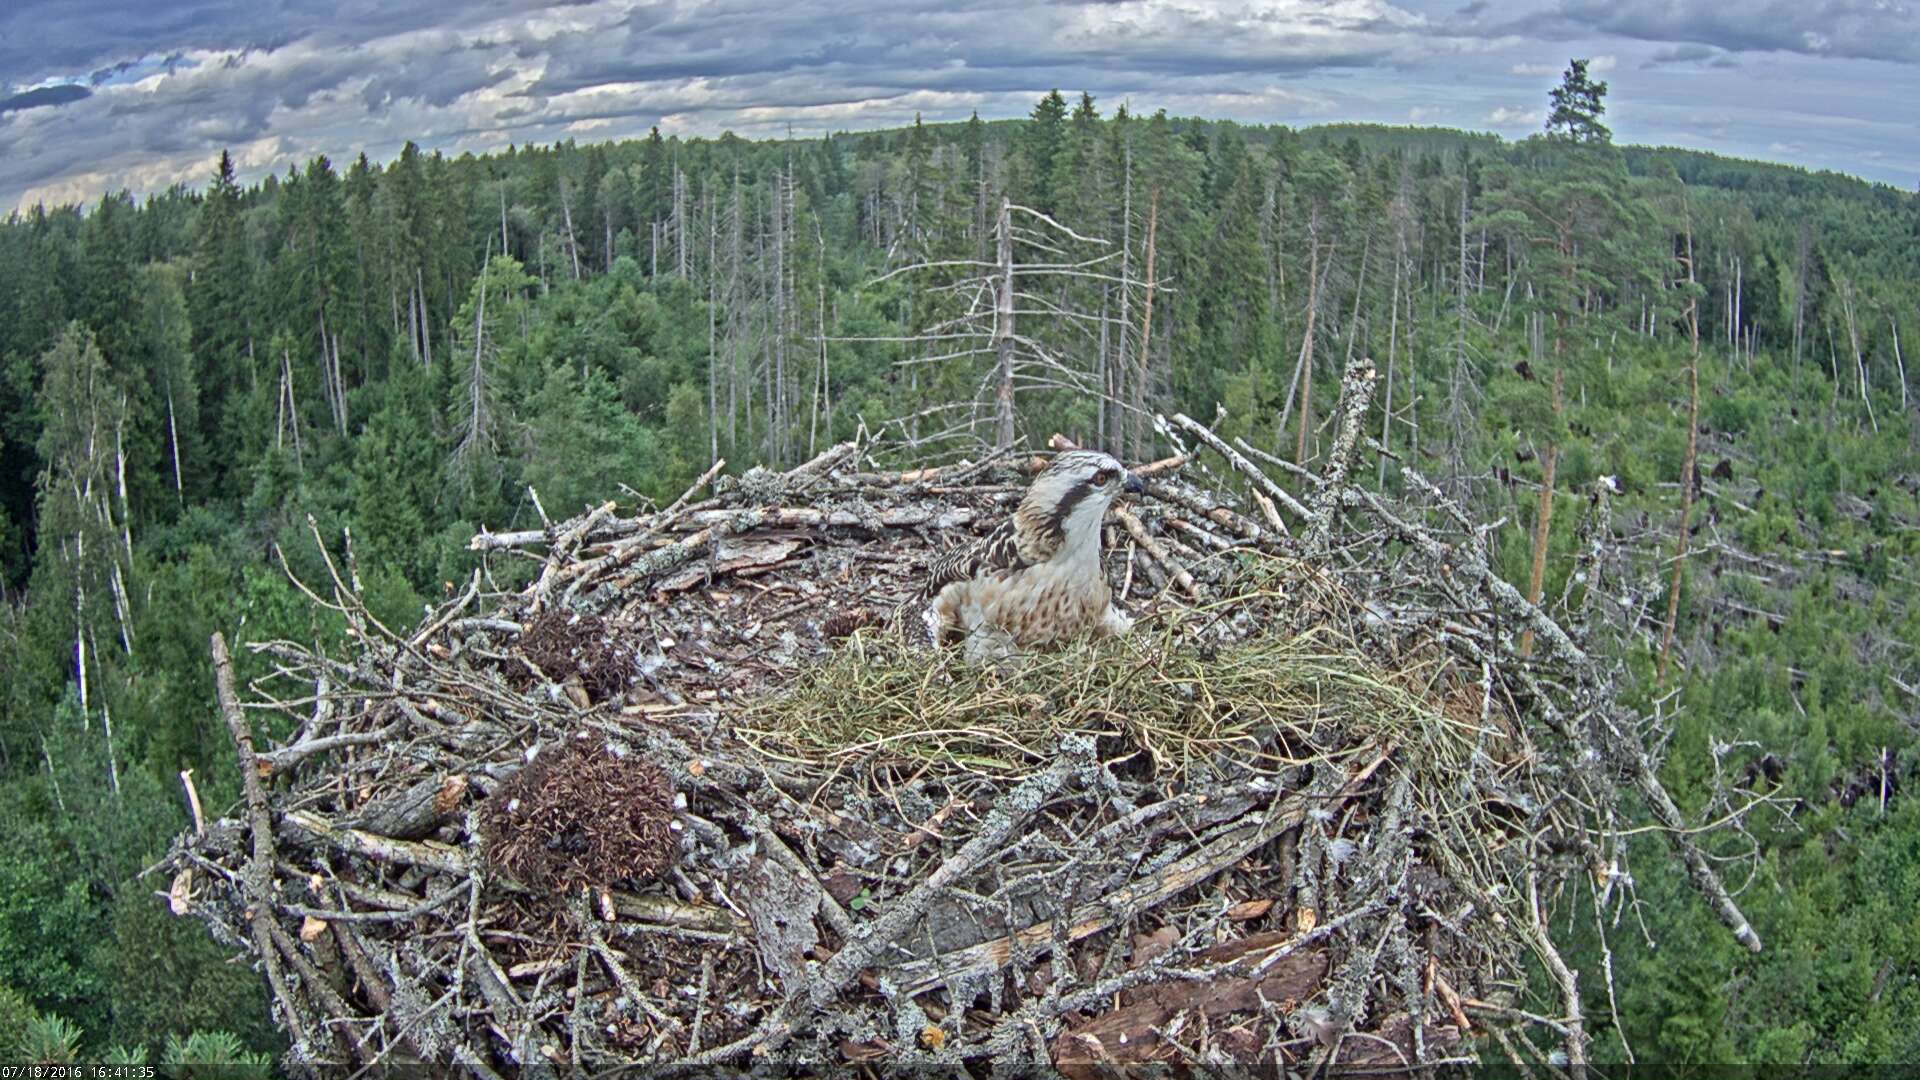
[1044,479,1096,542]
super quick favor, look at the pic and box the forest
[1,65,1918,1065]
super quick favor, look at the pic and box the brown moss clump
[476,737,677,891]
[517,610,632,702]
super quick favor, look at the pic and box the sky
[2,0,1916,213]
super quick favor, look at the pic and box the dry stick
[1348,488,1763,953]
[255,723,403,778]
[279,811,469,876]
[1527,869,1587,1076]
[179,768,206,836]
[1133,452,1189,478]
[578,898,685,1037]
[211,632,317,1056]
[892,743,1393,997]
[1168,412,1309,521]
[260,915,376,1064]
[274,811,738,932]
[1236,435,1327,488]
[529,504,616,607]
[1303,356,1378,552]
[1113,505,1199,598]
[812,743,1085,1005]
[749,812,858,940]
[1145,479,1264,540]
[411,571,483,649]
[672,504,980,531]
[685,746,1085,1064]
[663,458,729,517]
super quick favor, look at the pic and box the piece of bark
[1052,930,1329,1075]
[344,775,467,840]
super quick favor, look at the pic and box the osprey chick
[922,450,1143,660]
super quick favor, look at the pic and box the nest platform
[161,360,1760,1073]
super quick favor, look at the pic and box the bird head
[1015,450,1141,555]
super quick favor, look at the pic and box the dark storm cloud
[1531,1,1919,65]
[0,84,91,114]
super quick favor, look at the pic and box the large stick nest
[160,359,1760,1072]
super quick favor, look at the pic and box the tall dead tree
[1293,212,1323,466]
[1892,312,1909,412]
[994,198,1017,448]
[851,198,1142,458]
[1130,191,1159,461]
[1658,196,1703,685]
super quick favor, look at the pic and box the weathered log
[343,774,467,840]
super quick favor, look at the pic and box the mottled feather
[918,450,1141,657]
[920,518,1030,601]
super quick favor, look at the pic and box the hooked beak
[1123,472,1145,496]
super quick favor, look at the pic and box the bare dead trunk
[1379,230,1403,486]
[1659,209,1702,685]
[1892,312,1908,412]
[1518,368,1563,659]
[1838,277,1877,431]
[1292,213,1323,465]
[560,178,582,282]
[708,186,719,462]
[994,198,1017,450]
[1130,190,1160,461]
[166,386,184,499]
[418,267,433,369]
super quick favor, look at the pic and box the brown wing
[919,518,1033,601]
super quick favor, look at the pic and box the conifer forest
[2,72,1918,1065]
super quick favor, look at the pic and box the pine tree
[1546,59,1611,145]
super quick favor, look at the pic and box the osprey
[922,450,1144,659]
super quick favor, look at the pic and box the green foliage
[0,99,1915,1068]
[160,1030,274,1077]
[19,1011,83,1064]
[1546,58,1611,145]
[0,982,40,1056]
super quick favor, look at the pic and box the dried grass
[738,579,1474,781]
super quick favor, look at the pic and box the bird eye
[1094,468,1116,486]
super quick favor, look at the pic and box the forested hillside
[1,74,1917,1064]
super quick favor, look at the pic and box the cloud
[1530,1,1920,65]
[0,84,92,114]
[1484,105,1544,126]
[1642,43,1740,68]
[2,0,1916,209]
[1511,54,1615,77]
[4,0,1515,210]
